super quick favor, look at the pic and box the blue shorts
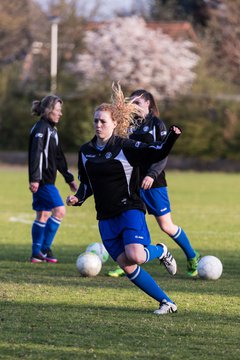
[140,187,171,216]
[32,184,64,211]
[98,209,151,261]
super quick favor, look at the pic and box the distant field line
[8,215,97,228]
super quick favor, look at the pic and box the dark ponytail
[31,95,63,117]
[130,89,159,117]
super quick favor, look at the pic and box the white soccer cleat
[154,299,178,315]
[158,243,177,275]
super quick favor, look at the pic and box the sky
[35,0,147,20]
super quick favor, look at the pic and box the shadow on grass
[0,244,239,297]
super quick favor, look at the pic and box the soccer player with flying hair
[67,83,182,315]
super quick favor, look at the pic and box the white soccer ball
[86,242,109,263]
[197,255,223,280]
[76,252,102,277]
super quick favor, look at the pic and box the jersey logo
[85,154,96,158]
[135,141,141,148]
[105,152,112,159]
[121,198,127,204]
[143,126,149,132]
[35,133,43,138]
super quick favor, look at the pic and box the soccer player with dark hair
[108,89,200,278]
[29,95,77,263]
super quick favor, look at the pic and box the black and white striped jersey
[74,128,180,220]
[28,117,74,185]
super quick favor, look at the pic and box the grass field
[0,166,240,360]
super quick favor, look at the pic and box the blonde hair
[95,82,144,137]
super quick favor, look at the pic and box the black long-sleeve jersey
[129,114,168,188]
[74,128,180,220]
[28,117,74,185]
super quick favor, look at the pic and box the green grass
[0,166,240,360]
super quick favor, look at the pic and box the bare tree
[0,0,33,64]
[205,0,240,85]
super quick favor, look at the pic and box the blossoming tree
[69,17,200,99]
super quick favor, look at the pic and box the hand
[29,182,39,193]
[171,125,182,134]
[69,181,78,192]
[141,176,154,190]
[66,195,79,206]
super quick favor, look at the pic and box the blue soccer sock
[32,220,46,256]
[41,216,61,253]
[171,227,196,259]
[127,265,173,303]
[144,244,164,263]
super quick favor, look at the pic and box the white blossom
[69,17,200,99]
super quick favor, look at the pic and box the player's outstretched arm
[171,125,181,135]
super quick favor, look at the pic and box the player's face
[94,110,117,142]
[48,101,62,124]
[132,97,150,117]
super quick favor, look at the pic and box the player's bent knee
[126,252,145,264]
[53,206,66,220]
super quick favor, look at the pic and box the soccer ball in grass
[86,242,109,263]
[197,256,223,280]
[76,252,102,277]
